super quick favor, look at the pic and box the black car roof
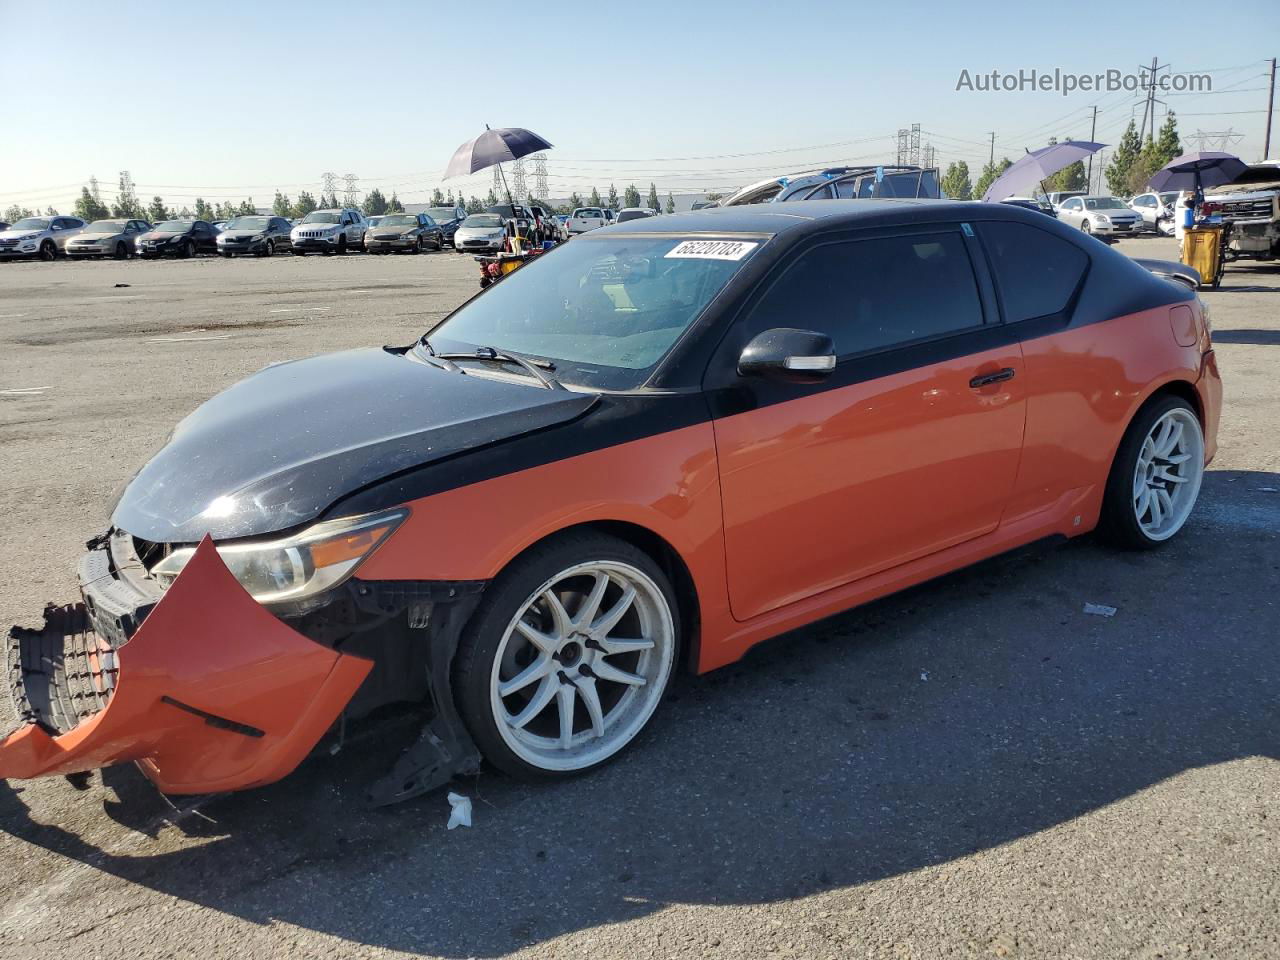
[602,199,1036,236]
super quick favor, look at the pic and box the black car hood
[112,348,596,542]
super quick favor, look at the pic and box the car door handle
[969,367,1016,389]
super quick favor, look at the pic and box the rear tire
[454,531,679,781]
[1098,395,1205,549]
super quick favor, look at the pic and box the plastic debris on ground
[1083,602,1118,617]
[446,791,472,830]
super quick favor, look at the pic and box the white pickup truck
[567,207,613,235]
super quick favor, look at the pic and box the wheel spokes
[510,674,558,729]
[596,636,655,656]
[515,619,558,655]
[556,681,576,749]
[591,584,636,637]
[577,677,605,738]
[593,659,646,687]
[574,571,610,629]
[499,656,554,698]
[542,589,573,637]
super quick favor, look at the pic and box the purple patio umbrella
[1147,151,1248,195]
[443,126,553,205]
[981,140,1107,202]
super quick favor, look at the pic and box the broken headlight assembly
[149,508,406,607]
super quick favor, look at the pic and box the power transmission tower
[532,152,549,200]
[492,166,504,199]
[320,172,338,205]
[342,174,360,207]
[1189,128,1244,152]
[909,123,921,166]
[921,143,936,169]
[511,157,527,203]
[897,128,909,166]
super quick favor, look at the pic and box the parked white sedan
[1055,195,1142,237]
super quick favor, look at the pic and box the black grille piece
[6,604,117,735]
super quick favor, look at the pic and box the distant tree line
[12,175,699,226]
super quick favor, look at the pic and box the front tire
[454,532,679,780]
[336,236,347,255]
[1098,395,1205,549]
[38,241,56,262]
[114,242,128,260]
[1081,221,1092,235]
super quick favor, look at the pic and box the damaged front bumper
[1,537,376,794]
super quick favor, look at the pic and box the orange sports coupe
[2,200,1220,804]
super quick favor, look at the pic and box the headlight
[402,231,416,238]
[1096,215,1110,223]
[149,509,406,606]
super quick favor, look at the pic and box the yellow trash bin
[1181,226,1223,289]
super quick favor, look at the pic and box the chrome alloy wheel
[1132,407,1204,541]
[489,561,674,772]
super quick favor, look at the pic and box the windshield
[227,216,269,230]
[574,208,604,218]
[154,221,191,232]
[11,218,51,231]
[425,234,762,390]
[302,211,341,224]
[379,214,417,227]
[426,207,457,221]
[463,214,503,228]
[1085,197,1128,210]
[86,220,128,232]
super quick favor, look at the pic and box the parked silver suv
[289,208,367,255]
[0,215,86,261]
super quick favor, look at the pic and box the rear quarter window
[978,221,1089,323]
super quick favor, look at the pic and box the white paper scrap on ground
[446,792,472,830]
[1083,602,1118,617]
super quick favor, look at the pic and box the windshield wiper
[432,344,563,390]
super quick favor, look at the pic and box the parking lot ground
[0,240,1277,959]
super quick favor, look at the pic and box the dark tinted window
[979,221,1088,323]
[749,232,985,357]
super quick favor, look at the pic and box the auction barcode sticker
[664,239,758,261]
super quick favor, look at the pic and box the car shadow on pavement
[2,469,1278,956]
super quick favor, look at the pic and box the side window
[978,221,1089,323]
[804,184,834,200]
[746,232,986,357]
[1063,198,1082,211]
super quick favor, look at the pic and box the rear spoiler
[1133,257,1200,291]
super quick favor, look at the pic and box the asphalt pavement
[0,238,1276,959]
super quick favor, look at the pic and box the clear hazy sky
[2,0,1275,211]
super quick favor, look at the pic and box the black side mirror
[738,328,836,384]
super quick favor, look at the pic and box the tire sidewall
[453,531,680,781]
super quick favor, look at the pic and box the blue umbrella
[444,126,553,206]
[1147,151,1248,194]
[981,140,1107,202]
